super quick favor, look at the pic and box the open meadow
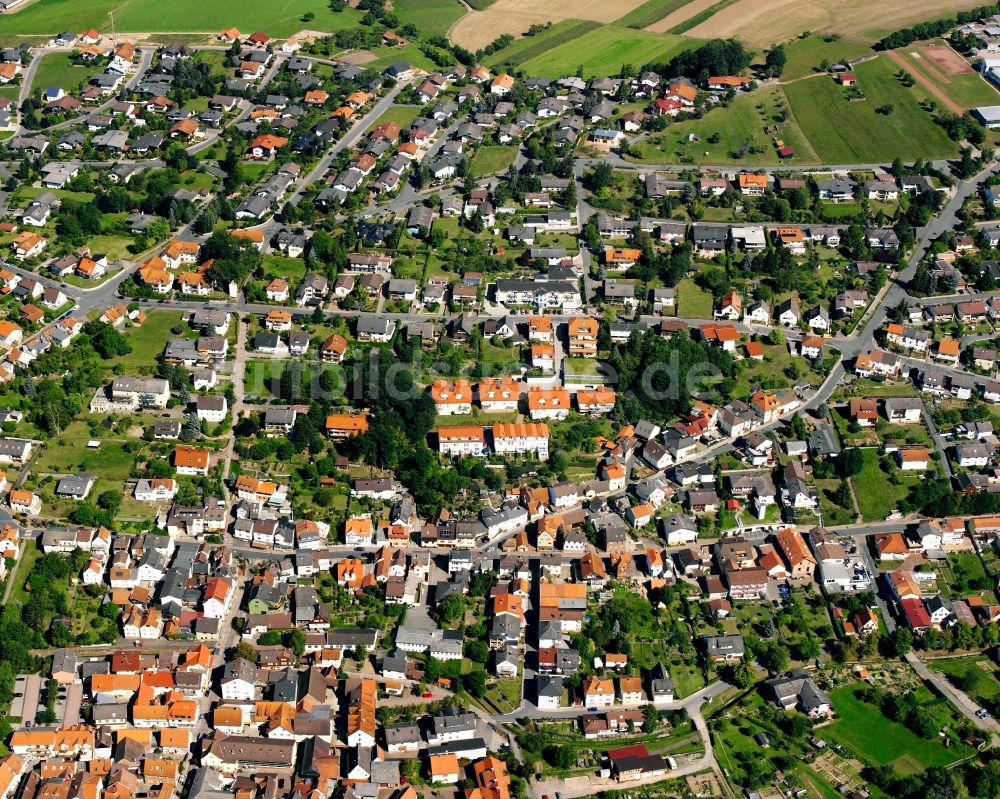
[782,55,958,163]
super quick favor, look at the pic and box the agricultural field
[469,145,518,178]
[29,51,89,95]
[642,0,723,33]
[448,0,651,51]
[614,0,694,29]
[782,55,959,163]
[518,25,692,78]
[681,0,989,48]
[0,0,362,40]
[483,20,601,69]
[660,0,740,35]
[629,85,817,165]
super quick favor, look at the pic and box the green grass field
[929,657,1000,710]
[469,145,517,178]
[367,41,444,72]
[0,0,363,39]
[614,0,693,28]
[851,448,922,522]
[11,185,96,206]
[34,435,136,482]
[780,34,875,81]
[783,55,958,163]
[518,25,692,78]
[111,310,190,371]
[365,104,421,132]
[30,51,89,95]
[193,49,229,78]
[7,540,39,607]
[631,85,817,165]
[391,0,466,38]
[483,20,601,69]
[676,278,713,318]
[824,684,971,773]
[263,255,306,282]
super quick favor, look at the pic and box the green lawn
[263,255,306,282]
[929,657,1000,711]
[365,105,421,132]
[945,551,992,599]
[824,684,971,773]
[80,235,133,263]
[11,185,96,206]
[630,85,817,166]
[367,42,443,72]
[518,25,693,78]
[783,55,958,163]
[779,34,874,81]
[112,310,190,371]
[193,49,229,78]
[0,0,363,39]
[614,0,694,28]
[851,448,922,522]
[7,539,39,607]
[469,145,518,178]
[391,0,466,37]
[676,278,713,318]
[484,20,601,69]
[29,52,90,96]
[34,434,136,482]
[245,360,315,397]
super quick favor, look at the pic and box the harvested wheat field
[449,0,649,50]
[644,0,720,33]
[683,0,986,47]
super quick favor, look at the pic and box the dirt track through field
[886,48,963,115]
